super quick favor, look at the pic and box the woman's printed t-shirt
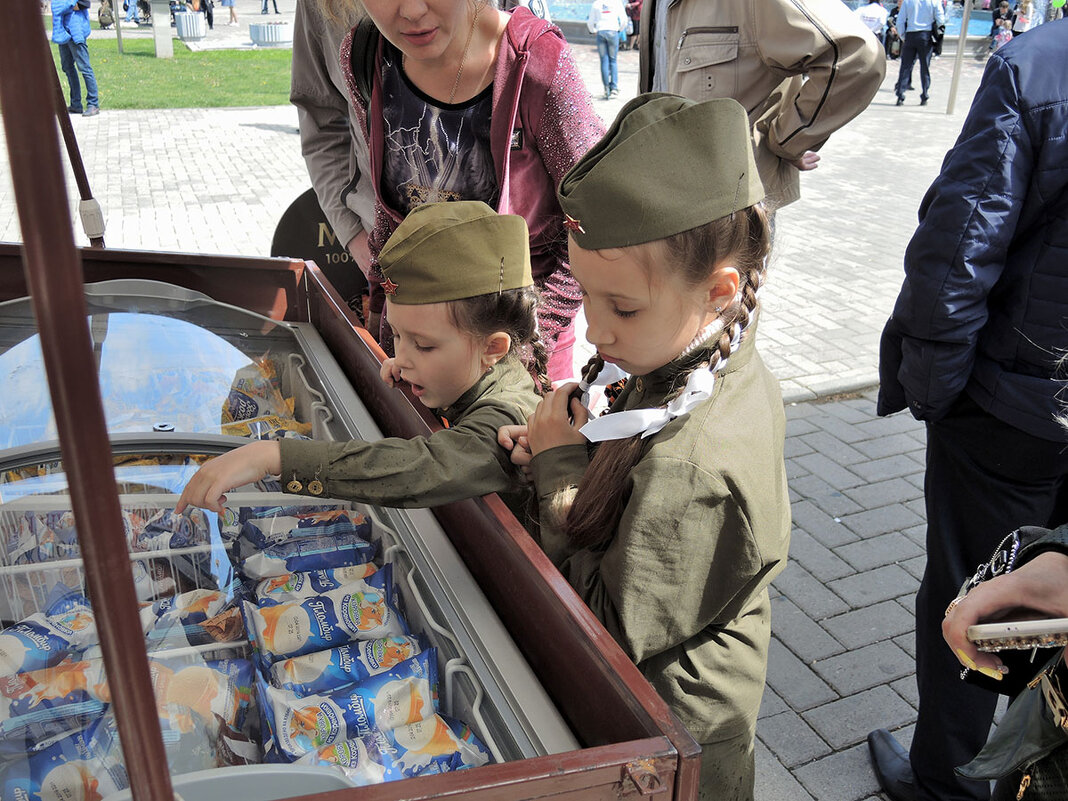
[380,45,499,216]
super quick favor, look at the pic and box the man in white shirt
[587,0,628,99]
[894,0,945,106]
[856,0,890,46]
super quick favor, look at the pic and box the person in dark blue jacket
[51,0,100,116]
[869,18,1068,801]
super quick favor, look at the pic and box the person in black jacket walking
[869,18,1068,801]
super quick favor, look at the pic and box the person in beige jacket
[638,0,885,210]
[290,0,375,272]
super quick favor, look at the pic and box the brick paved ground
[0,14,1010,798]
[757,389,928,800]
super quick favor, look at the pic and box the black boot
[868,729,917,801]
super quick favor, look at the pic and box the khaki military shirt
[530,327,791,743]
[280,357,539,508]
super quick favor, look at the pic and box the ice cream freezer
[0,243,702,800]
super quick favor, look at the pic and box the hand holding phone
[967,617,1068,652]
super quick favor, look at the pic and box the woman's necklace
[403,0,485,105]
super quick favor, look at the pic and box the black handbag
[957,648,1068,801]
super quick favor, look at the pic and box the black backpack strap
[351,16,379,107]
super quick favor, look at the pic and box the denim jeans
[596,29,619,93]
[123,0,138,22]
[59,40,99,111]
[896,30,932,100]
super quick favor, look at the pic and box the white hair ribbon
[580,365,718,442]
[577,360,629,408]
[579,319,743,443]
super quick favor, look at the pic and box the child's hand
[176,440,282,515]
[497,424,528,452]
[379,357,403,388]
[527,382,589,457]
[498,425,533,478]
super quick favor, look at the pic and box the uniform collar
[435,356,529,425]
[619,313,758,409]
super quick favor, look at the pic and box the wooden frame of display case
[0,1,702,796]
[0,242,702,800]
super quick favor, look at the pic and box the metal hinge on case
[623,759,666,796]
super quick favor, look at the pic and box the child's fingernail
[956,649,979,671]
[978,666,1004,681]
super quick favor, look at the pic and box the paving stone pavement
[0,20,1007,800]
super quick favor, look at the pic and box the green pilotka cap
[557,93,765,250]
[377,201,533,304]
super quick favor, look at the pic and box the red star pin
[563,214,585,235]
[382,278,399,296]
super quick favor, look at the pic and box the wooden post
[0,4,174,800]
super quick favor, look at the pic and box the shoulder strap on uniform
[352,16,379,106]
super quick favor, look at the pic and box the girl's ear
[480,332,512,370]
[703,263,740,314]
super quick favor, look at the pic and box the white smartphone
[967,617,1068,652]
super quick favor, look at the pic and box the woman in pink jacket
[333,0,604,381]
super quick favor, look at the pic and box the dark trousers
[897,30,933,100]
[910,394,1068,801]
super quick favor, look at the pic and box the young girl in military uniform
[499,94,791,801]
[177,201,545,516]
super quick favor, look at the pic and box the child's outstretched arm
[176,440,281,515]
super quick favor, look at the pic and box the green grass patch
[49,30,292,108]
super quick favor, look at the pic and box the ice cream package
[238,534,377,581]
[0,658,109,749]
[236,512,375,581]
[123,506,216,552]
[255,563,391,607]
[0,655,255,750]
[221,359,294,423]
[258,650,438,762]
[0,692,260,800]
[0,716,128,801]
[0,587,96,676]
[243,582,407,667]
[295,713,491,785]
[271,633,423,697]
[219,503,350,540]
[1,510,78,565]
[138,588,247,650]
[238,510,372,553]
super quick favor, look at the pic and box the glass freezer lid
[0,280,324,450]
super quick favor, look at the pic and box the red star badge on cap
[382,278,399,296]
[563,214,585,235]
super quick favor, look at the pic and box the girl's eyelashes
[613,307,638,319]
[391,329,433,351]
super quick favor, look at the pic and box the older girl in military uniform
[500,95,791,800]
[177,201,544,516]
